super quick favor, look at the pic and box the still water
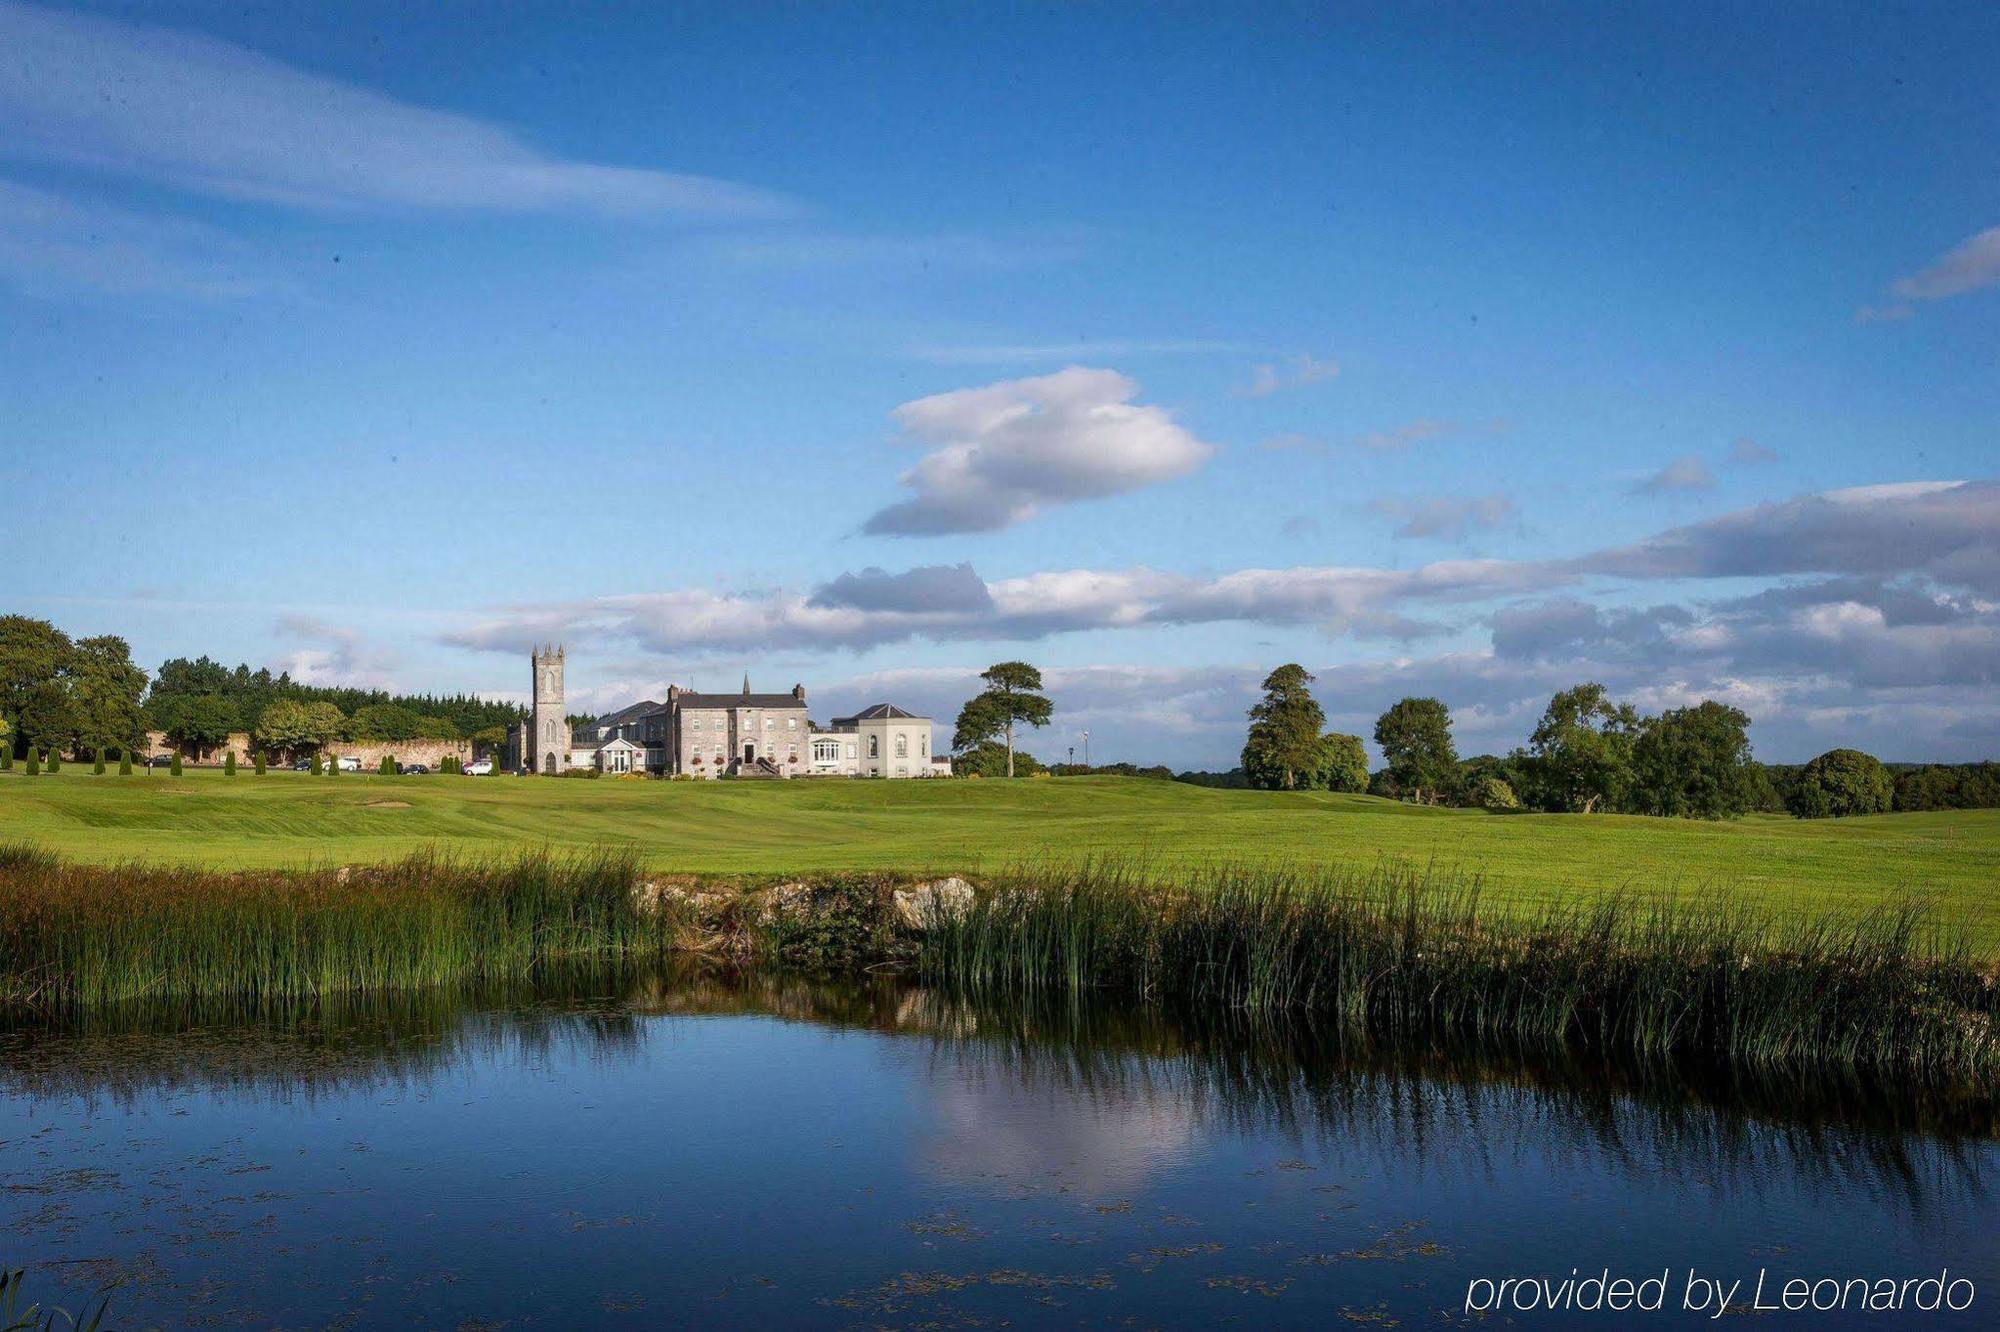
[3,966,1995,1328]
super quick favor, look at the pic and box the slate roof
[673,693,807,710]
[833,702,929,724]
[594,699,667,728]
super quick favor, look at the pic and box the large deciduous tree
[70,635,148,759]
[160,694,240,759]
[255,699,346,757]
[1526,683,1640,814]
[1629,701,1756,820]
[1241,665,1327,790]
[1373,697,1458,804]
[952,662,1053,778]
[0,615,75,755]
[1312,732,1370,794]
[1786,748,1894,818]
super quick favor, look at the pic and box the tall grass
[0,844,675,1017]
[918,861,2000,1083]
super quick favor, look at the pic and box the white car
[464,760,494,776]
[334,755,363,772]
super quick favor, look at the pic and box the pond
[3,965,1995,1328]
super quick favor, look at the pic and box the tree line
[1224,665,1991,820]
[2,615,523,761]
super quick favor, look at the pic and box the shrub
[0,749,10,771]
[118,751,132,776]
[380,755,396,776]
[46,750,59,774]
[224,751,237,776]
[254,752,267,776]
[1476,776,1521,810]
[309,753,323,777]
[93,750,106,775]
[1787,748,1894,819]
[24,751,39,777]
[169,752,182,777]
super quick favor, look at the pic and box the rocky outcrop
[891,877,975,930]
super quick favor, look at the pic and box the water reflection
[2,963,1994,1328]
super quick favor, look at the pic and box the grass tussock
[0,845,676,1016]
[918,861,2000,1083]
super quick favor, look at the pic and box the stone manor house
[504,646,947,779]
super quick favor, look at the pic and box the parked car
[464,760,494,776]
[334,756,362,772]
[146,754,175,768]
[402,763,431,776]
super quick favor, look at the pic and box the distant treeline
[2,615,522,760]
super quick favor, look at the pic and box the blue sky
[4,1,1997,766]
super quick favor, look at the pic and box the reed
[917,861,2000,1083]
[0,844,676,1017]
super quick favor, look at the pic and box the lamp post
[1081,729,1090,769]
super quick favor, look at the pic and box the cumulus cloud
[1631,455,1716,495]
[0,0,785,217]
[1238,353,1339,397]
[1890,224,2000,303]
[272,616,397,689]
[1370,493,1515,541]
[862,367,1215,536]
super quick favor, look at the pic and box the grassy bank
[2,847,1995,1085]
[3,768,1997,945]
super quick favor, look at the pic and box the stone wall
[145,730,472,769]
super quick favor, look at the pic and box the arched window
[895,734,908,758]
[868,735,879,758]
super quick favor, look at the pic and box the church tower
[530,644,569,774]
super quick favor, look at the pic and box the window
[765,718,774,729]
[787,718,797,730]
[690,716,702,731]
[868,736,879,758]
[845,742,857,760]
[894,735,908,758]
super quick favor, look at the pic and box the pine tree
[254,752,267,776]
[25,750,40,777]
[119,751,133,776]
[170,752,183,777]
[0,749,11,772]
[94,749,106,775]
[224,750,237,776]
[380,755,395,776]
[310,753,323,777]
[327,752,339,778]
[46,750,59,774]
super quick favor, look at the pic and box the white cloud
[1728,437,1778,465]
[0,178,281,298]
[1350,417,1459,452]
[0,1,785,217]
[272,616,398,690]
[862,366,1215,536]
[1631,455,1717,495]
[1890,224,2000,303]
[908,338,1246,365]
[1238,353,1339,397]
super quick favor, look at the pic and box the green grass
[2,767,1997,947]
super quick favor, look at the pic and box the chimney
[792,683,806,702]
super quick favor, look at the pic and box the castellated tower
[530,644,569,774]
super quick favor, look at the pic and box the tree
[255,751,267,776]
[1312,732,1370,793]
[1525,683,1640,814]
[1373,698,1458,803]
[1475,776,1521,810]
[119,750,132,776]
[1628,701,1755,820]
[1241,665,1327,790]
[309,753,323,777]
[93,749,105,775]
[0,616,74,753]
[349,703,426,741]
[160,694,239,759]
[46,748,59,774]
[70,636,148,760]
[1787,748,1894,818]
[952,662,1053,778]
[952,740,1046,778]
[380,755,396,775]
[25,749,39,777]
[169,751,183,777]
[15,679,78,759]
[255,699,345,757]
[224,750,237,776]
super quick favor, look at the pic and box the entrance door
[743,743,756,764]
